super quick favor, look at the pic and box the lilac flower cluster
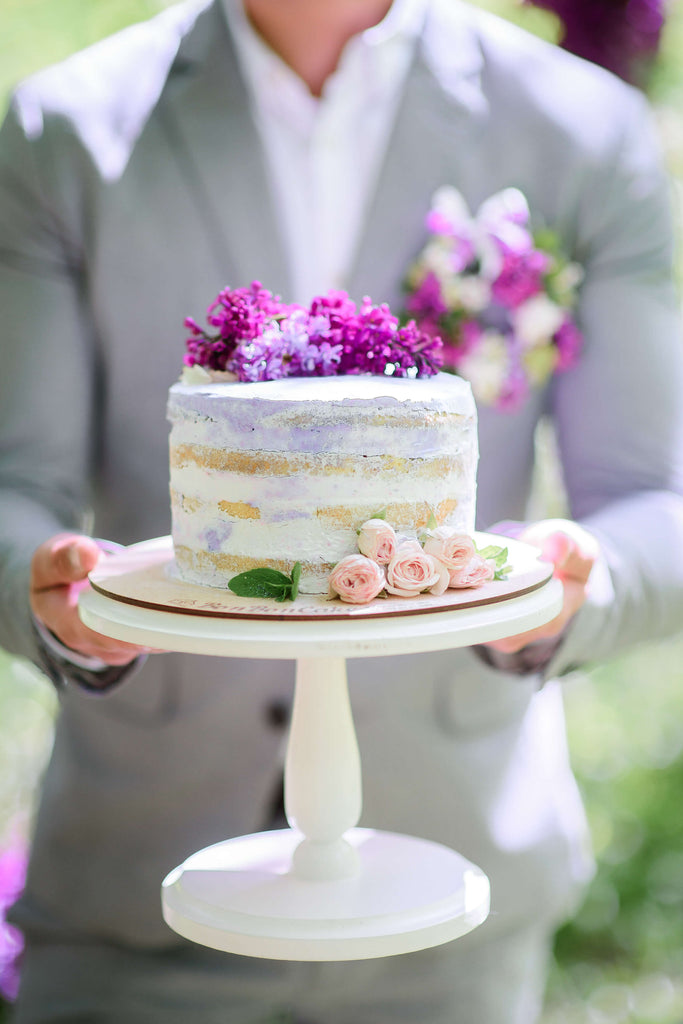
[526,0,665,85]
[402,186,583,411]
[183,285,443,383]
[0,838,27,1003]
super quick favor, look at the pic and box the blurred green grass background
[0,2,682,1022]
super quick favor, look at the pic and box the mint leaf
[476,543,507,566]
[229,565,301,601]
[290,562,301,601]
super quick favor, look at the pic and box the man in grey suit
[1,0,683,1021]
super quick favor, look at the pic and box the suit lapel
[157,1,291,297]
[347,0,489,307]
[155,0,488,307]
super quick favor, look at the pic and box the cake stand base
[162,827,490,961]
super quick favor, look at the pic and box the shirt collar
[223,0,427,113]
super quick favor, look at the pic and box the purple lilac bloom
[554,315,583,371]
[0,840,27,1003]
[490,248,549,309]
[184,282,291,373]
[525,0,665,84]
[331,298,442,378]
[440,318,478,371]
[185,285,442,380]
[405,271,448,322]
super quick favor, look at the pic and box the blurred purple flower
[554,315,583,370]
[526,0,665,84]
[405,272,449,321]
[401,185,583,410]
[0,840,27,1003]
[490,249,549,309]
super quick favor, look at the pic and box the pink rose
[357,518,397,565]
[422,528,477,587]
[329,554,386,605]
[386,541,444,597]
[448,554,496,589]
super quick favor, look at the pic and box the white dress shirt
[224,0,427,304]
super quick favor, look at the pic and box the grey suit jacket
[1,0,683,947]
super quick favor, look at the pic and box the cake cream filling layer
[167,375,479,593]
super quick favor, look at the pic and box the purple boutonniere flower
[401,187,584,411]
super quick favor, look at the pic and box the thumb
[31,534,102,591]
[521,521,597,585]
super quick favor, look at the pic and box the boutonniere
[402,187,583,411]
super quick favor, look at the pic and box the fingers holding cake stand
[79,535,562,961]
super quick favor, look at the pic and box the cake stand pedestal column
[285,657,362,881]
[79,534,562,961]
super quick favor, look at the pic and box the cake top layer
[169,372,475,414]
[168,373,477,457]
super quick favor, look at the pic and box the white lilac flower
[429,186,472,231]
[475,228,504,281]
[477,187,530,229]
[512,294,565,349]
[420,239,457,284]
[457,276,491,314]
[457,330,510,405]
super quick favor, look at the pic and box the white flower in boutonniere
[401,186,584,411]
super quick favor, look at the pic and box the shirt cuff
[30,534,146,695]
[472,635,563,678]
[33,615,110,673]
[31,616,146,695]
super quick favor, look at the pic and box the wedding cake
[168,373,478,595]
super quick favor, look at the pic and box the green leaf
[290,562,301,601]
[228,565,301,601]
[425,508,438,531]
[476,544,508,568]
[475,543,512,581]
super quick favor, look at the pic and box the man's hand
[30,533,152,666]
[486,519,599,655]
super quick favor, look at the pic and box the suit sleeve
[546,88,683,678]
[0,99,95,665]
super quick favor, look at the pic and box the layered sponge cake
[168,374,478,594]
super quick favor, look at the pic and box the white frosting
[171,373,475,405]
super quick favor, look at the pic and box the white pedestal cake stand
[79,535,562,962]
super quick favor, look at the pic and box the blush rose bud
[357,519,398,565]
[385,540,446,597]
[422,528,477,587]
[329,554,386,604]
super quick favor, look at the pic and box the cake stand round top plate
[79,534,562,659]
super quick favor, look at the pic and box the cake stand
[79,534,562,962]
